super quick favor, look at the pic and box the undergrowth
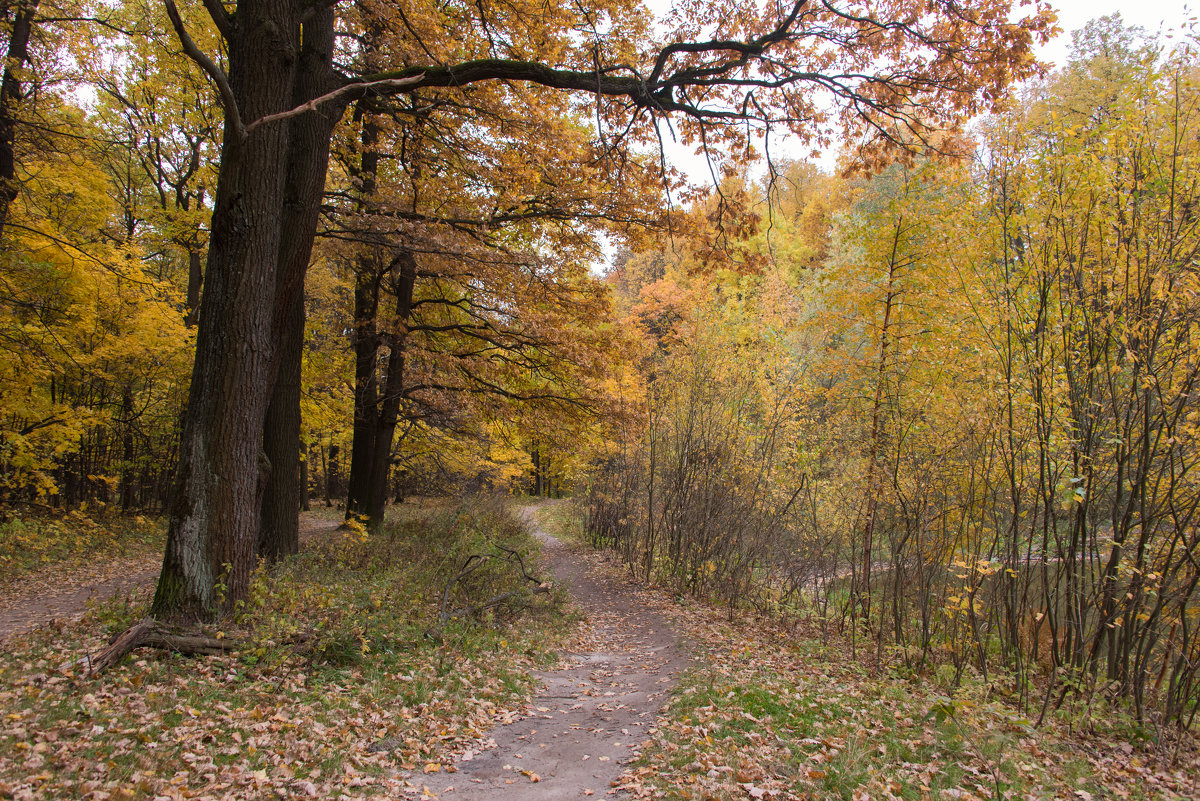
[0,498,576,801]
[533,496,1200,801]
[0,510,164,592]
[617,601,1200,801]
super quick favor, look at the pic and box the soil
[412,508,687,800]
[0,513,342,641]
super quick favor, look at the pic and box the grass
[0,498,578,801]
[0,510,164,597]
[528,497,589,547]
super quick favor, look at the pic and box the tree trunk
[855,218,902,624]
[257,290,301,561]
[345,257,381,516]
[299,445,310,511]
[120,384,135,511]
[344,105,383,518]
[258,7,339,562]
[185,247,204,326]
[320,442,330,506]
[153,0,304,619]
[326,444,340,502]
[364,250,417,528]
[0,0,38,239]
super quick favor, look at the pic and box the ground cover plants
[538,502,1200,800]
[0,500,574,801]
[626,608,1200,800]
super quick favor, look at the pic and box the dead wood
[427,544,551,638]
[78,618,237,676]
[440,583,551,624]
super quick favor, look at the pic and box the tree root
[77,618,237,676]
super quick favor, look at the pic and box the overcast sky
[658,1,1197,183]
[1040,0,1194,63]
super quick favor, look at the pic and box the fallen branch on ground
[75,618,237,676]
[427,544,551,638]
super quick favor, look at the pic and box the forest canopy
[5,0,1200,729]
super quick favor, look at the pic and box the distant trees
[590,20,1200,728]
[146,0,1050,618]
[0,2,196,511]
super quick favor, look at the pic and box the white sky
[658,1,1197,184]
[1040,0,1194,63]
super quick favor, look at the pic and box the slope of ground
[0,511,342,640]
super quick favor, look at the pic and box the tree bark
[345,255,381,516]
[344,105,383,518]
[257,289,301,561]
[299,445,310,511]
[363,249,416,528]
[185,247,204,326]
[0,0,38,239]
[532,445,543,497]
[153,0,303,619]
[258,6,339,562]
[326,444,339,504]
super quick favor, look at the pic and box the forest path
[0,512,342,641]
[412,506,687,801]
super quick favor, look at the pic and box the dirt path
[0,513,342,641]
[414,508,686,801]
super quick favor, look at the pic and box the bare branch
[244,74,426,136]
[163,0,245,140]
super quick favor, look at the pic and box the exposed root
[76,618,236,676]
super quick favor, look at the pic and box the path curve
[414,507,686,800]
[0,513,342,641]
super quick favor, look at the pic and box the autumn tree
[144,0,1053,618]
[0,2,198,511]
[323,51,667,529]
[88,0,221,324]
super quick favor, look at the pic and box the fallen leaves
[599,554,1200,801]
[0,507,574,801]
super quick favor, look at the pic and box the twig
[428,544,551,637]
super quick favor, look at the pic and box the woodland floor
[0,512,342,640]
[1,501,1198,800]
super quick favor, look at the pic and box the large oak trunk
[258,8,339,562]
[153,0,303,618]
